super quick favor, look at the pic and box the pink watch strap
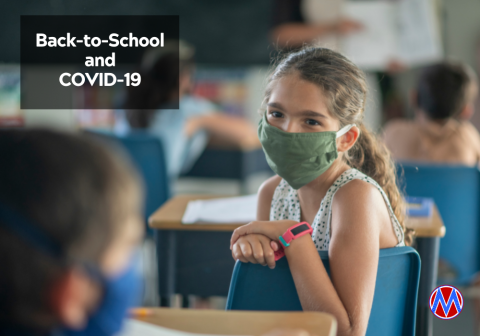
[275,222,313,260]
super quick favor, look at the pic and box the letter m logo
[430,286,463,319]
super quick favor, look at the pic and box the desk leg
[415,237,440,336]
[155,230,177,307]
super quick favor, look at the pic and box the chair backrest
[85,130,170,233]
[398,163,480,284]
[226,246,420,336]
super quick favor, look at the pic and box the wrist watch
[274,222,313,261]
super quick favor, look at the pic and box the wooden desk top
[406,204,445,238]
[149,194,446,238]
[134,308,337,336]
[149,194,244,232]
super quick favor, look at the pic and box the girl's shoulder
[334,172,382,202]
[257,175,283,220]
[331,169,404,247]
[258,175,283,202]
[330,169,390,217]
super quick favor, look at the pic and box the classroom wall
[443,0,480,70]
[443,0,480,130]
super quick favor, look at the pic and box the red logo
[429,285,463,319]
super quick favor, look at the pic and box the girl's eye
[306,119,320,126]
[270,111,283,118]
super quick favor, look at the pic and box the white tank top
[270,168,405,250]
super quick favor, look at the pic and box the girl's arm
[286,181,380,336]
[231,180,385,336]
[256,175,282,221]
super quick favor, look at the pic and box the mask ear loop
[336,124,357,138]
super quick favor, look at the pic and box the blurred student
[383,61,480,165]
[0,129,144,336]
[122,41,258,182]
[230,47,412,336]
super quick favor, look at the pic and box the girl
[230,47,413,336]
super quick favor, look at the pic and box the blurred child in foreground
[0,129,144,335]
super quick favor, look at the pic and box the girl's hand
[232,234,277,269]
[230,220,298,249]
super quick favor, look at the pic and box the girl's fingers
[260,237,276,269]
[230,226,246,248]
[248,236,267,266]
[232,243,248,263]
[231,223,258,248]
[239,240,257,264]
[271,241,279,251]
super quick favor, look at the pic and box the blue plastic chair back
[398,163,480,284]
[226,246,420,336]
[86,130,170,235]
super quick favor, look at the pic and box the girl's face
[266,72,341,133]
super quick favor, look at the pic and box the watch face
[291,223,310,236]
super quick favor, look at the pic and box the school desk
[133,308,337,336]
[150,194,445,336]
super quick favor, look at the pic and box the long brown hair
[262,47,413,245]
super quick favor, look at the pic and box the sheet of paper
[341,1,398,71]
[397,0,442,66]
[182,194,257,224]
[118,319,250,336]
[340,0,442,71]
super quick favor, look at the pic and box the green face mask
[258,114,355,190]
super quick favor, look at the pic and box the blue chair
[398,163,480,284]
[85,130,170,235]
[226,247,420,336]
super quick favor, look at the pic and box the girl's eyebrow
[300,110,327,118]
[268,102,327,118]
[267,102,284,110]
